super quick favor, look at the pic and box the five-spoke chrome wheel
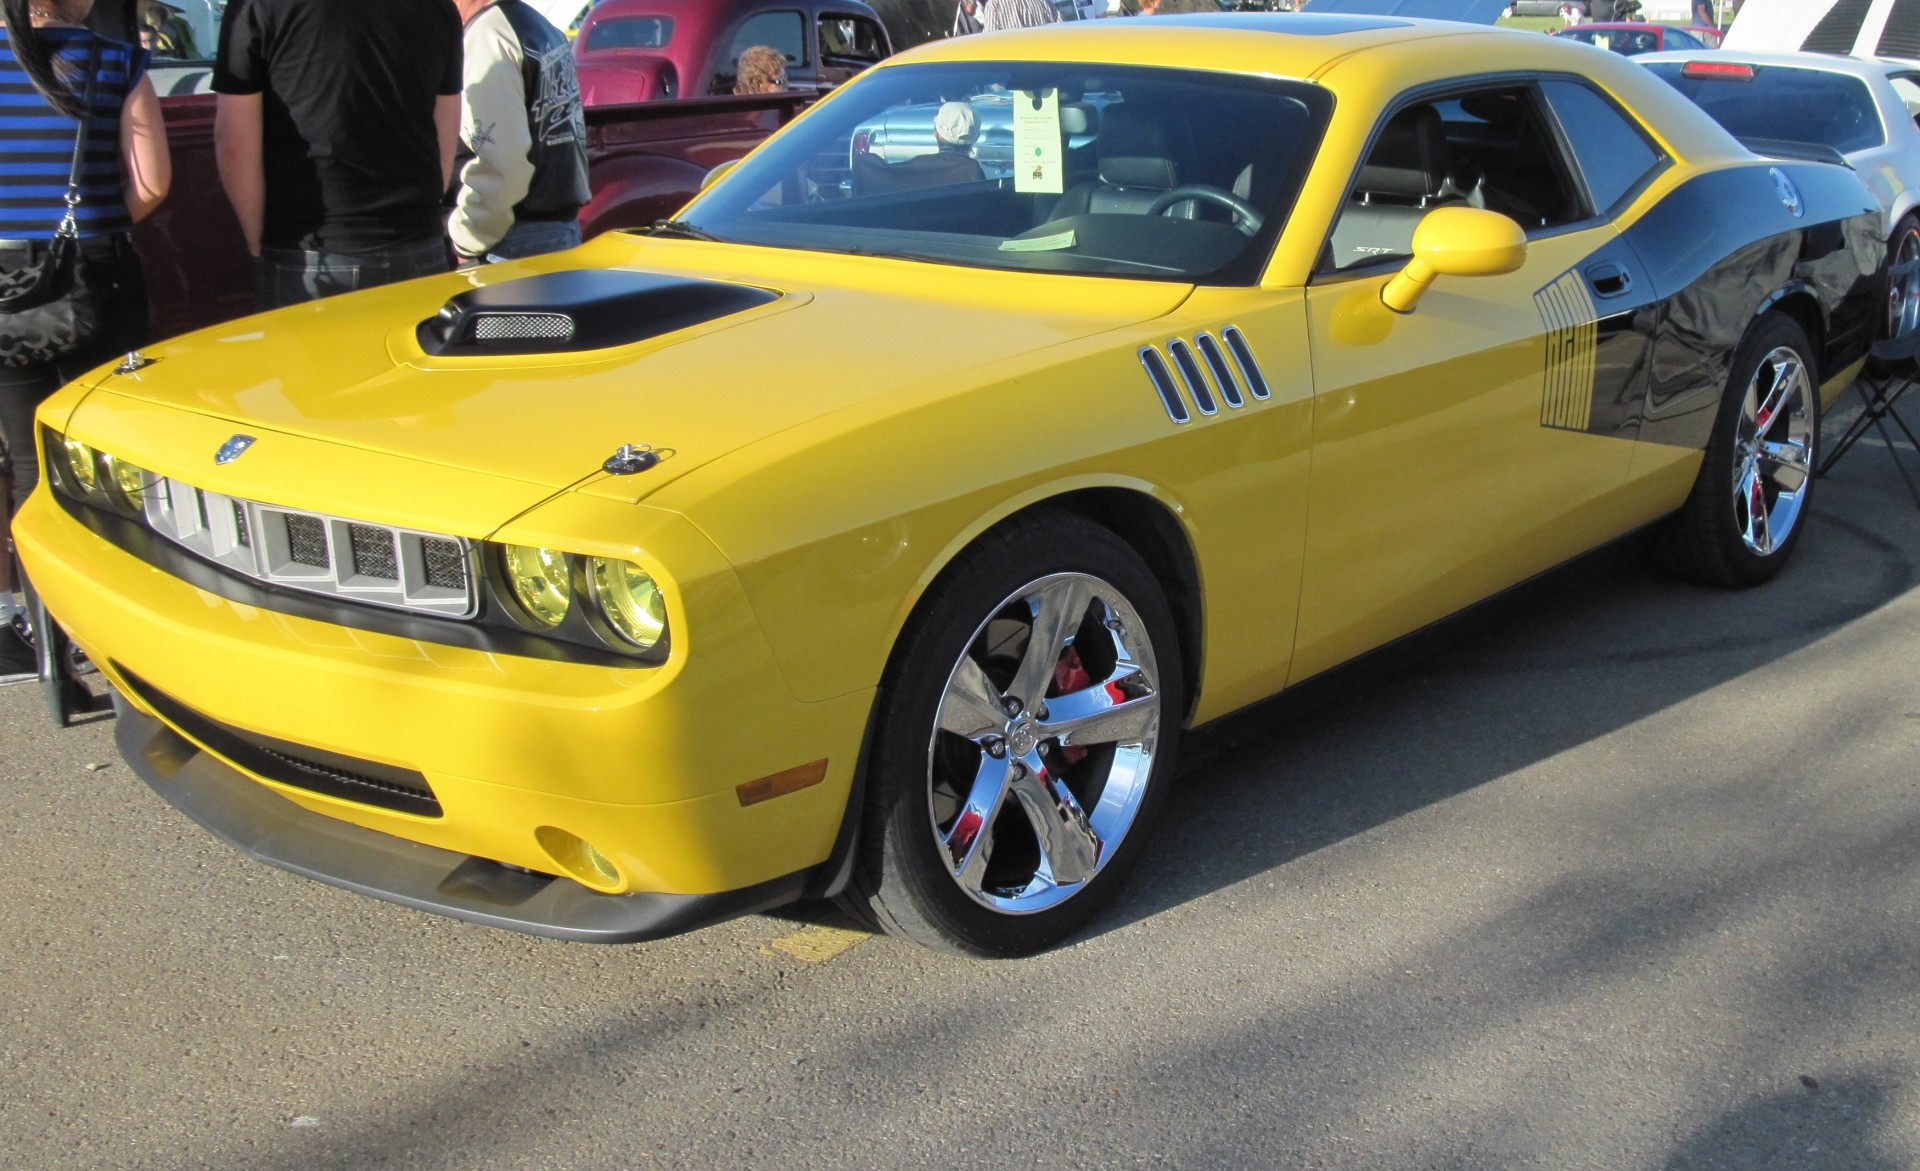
[846,510,1182,956]
[928,572,1162,915]
[1731,345,1815,557]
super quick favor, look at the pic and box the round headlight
[101,453,148,510]
[63,438,98,492]
[502,545,571,628]
[588,557,666,650]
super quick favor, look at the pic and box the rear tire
[841,511,1184,957]
[1657,314,1819,588]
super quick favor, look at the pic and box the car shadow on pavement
[1075,408,1920,944]
[1659,1072,1907,1171]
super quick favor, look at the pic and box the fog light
[534,826,622,891]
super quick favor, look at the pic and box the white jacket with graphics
[448,0,591,257]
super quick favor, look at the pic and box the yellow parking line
[762,925,868,963]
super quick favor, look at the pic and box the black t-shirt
[214,0,462,254]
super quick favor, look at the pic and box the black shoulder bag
[0,44,106,368]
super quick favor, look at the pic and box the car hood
[83,233,1190,530]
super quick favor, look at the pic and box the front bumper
[15,482,874,922]
[115,697,811,942]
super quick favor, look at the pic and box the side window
[1540,80,1662,216]
[716,11,807,92]
[816,14,886,88]
[1323,85,1585,273]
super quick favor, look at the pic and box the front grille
[141,477,478,619]
[117,668,442,818]
[421,537,467,591]
[285,513,329,568]
[348,523,398,581]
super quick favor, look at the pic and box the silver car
[1641,49,1920,335]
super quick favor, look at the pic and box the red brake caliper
[1051,649,1092,768]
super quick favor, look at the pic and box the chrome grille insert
[143,479,478,619]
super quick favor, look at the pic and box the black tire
[1657,313,1820,588]
[839,510,1184,957]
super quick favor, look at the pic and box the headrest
[1096,104,1189,191]
[1061,102,1097,137]
[1357,105,1451,200]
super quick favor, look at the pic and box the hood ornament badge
[603,443,660,475]
[215,434,256,465]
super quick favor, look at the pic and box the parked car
[1641,50,1920,335]
[574,0,892,105]
[18,13,1883,957]
[1554,21,1712,54]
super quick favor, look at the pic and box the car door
[1291,78,1664,684]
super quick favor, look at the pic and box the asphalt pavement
[3,405,1920,1170]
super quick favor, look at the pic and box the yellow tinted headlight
[63,438,98,491]
[101,453,148,510]
[588,557,666,650]
[503,545,571,628]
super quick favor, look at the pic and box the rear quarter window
[1645,63,1886,155]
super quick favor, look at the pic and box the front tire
[1658,314,1819,588]
[843,511,1184,957]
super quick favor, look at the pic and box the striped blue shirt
[0,26,149,240]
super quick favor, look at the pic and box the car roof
[893,12,1520,79]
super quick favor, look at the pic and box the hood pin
[115,351,154,375]
[603,443,661,475]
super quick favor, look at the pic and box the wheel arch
[885,478,1208,726]
[1756,283,1827,379]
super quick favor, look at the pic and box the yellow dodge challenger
[15,14,1888,955]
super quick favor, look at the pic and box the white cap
[934,101,980,147]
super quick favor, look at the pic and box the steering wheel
[1145,185,1265,236]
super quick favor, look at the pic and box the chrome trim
[142,478,478,619]
[1166,339,1218,416]
[1194,333,1244,408]
[1221,326,1271,401]
[1139,346,1190,424]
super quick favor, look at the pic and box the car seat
[1050,104,1200,220]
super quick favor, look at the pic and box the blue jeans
[486,218,581,261]
[254,237,451,311]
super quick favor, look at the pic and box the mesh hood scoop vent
[417,270,779,357]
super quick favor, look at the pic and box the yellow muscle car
[15,13,1887,955]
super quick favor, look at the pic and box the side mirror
[701,160,738,191]
[1380,207,1528,314]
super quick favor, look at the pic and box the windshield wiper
[649,219,727,242]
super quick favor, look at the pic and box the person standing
[982,0,1059,32]
[950,0,982,36]
[0,0,169,686]
[212,0,462,310]
[447,0,589,264]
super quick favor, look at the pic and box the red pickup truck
[574,0,893,104]
[131,89,806,341]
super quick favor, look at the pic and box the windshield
[1644,63,1886,154]
[676,62,1333,284]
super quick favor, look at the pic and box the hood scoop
[416,270,779,357]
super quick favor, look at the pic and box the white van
[1724,0,1920,61]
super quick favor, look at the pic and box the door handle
[1586,262,1633,299]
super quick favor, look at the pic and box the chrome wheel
[1889,223,1920,339]
[927,572,1162,915]
[1731,345,1815,557]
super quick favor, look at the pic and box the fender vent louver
[1140,327,1270,424]
[418,270,778,357]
